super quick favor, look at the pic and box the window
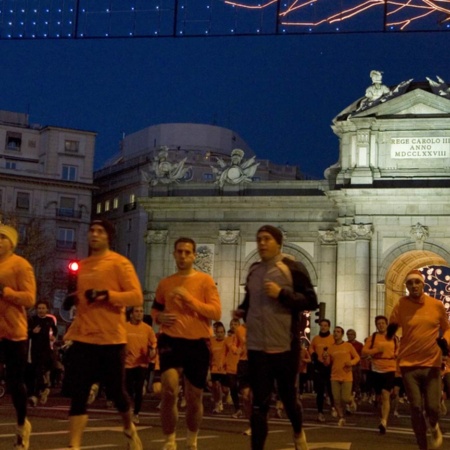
[105,200,110,212]
[16,192,30,210]
[64,140,79,153]
[62,165,77,181]
[6,161,17,170]
[58,197,76,217]
[6,132,22,150]
[203,173,214,180]
[127,218,132,231]
[129,193,135,203]
[57,228,75,250]
[96,202,102,214]
[113,197,119,209]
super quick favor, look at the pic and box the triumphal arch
[139,73,450,339]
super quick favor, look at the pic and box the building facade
[95,74,450,340]
[0,110,96,318]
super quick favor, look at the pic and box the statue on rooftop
[212,148,259,188]
[426,75,450,98]
[365,70,390,102]
[148,146,190,186]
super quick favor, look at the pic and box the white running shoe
[14,419,31,450]
[124,423,143,450]
[39,388,50,405]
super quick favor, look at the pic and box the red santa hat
[405,269,424,284]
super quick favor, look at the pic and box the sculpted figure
[212,149,259,188]
[150,147,190,186]
[365,70,390,102]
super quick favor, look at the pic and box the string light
[0,0,447,38]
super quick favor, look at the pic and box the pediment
[351,89,450,118]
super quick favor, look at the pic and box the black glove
[386,323,398,340]
[437,337,449,356]
[85,289,109,304]
[62,293,77,310]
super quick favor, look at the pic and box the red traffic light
[68,261,79,272]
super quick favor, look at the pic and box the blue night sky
[0,31,449,178]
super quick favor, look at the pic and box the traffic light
[67,260,79,293]
[314,302,326,324]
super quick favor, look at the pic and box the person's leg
[102,345,142,450]
[184,377,204,433]
[422,366,443,449]
[133,367,148,416]
[313,369,326,415]
[401,367,428,450]
[248,350,273,450]
[228,374,240,413]
[275,352,303,433]
[331,381,343,421]
[160,368,181,436]
[68,342,97,448]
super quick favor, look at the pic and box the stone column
[335,224,372,339]
[144,230,169,305]
[217,230,240,323]
[317,230,338,329]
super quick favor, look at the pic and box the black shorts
[371,370,395,395]
[211,373,228,384]
[158,334,210,390]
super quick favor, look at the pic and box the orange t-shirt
[153,271,221,340]
[390,293,450,368]
[0,253,36,341]
[125,321,157,368]
[210,337,226,374]
[362,333,397,373]
[235,324,248,361]
[326,342,360,382]
[309,333,335,363]
[64,250,143,345]
[224,335,240,374]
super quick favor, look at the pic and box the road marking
[279,443,352,450]
[151,435,218,443]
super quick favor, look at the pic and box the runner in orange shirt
[362,315,398,434]
[0,224,36,450]
[389,269,450,450]
[210,322,227,413]
[125,305,157,424]
[323,326,359,426]
[152,237,221,450]
[224,319,241,416]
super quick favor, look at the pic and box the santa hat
[405,269,424,283]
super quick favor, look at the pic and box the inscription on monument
[391,137,450,158]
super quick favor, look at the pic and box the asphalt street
[0,392,449,450]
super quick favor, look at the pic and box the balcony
[123,202,137,212]
[56,208,82,219]
[56,240,77,250]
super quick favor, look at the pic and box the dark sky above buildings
[0,31,449,178]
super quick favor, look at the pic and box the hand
[171,287,193,305]
[63,293,77,310]
[232,309,245,319]
[264,281,282,299]
[157,312,177,326]
[32,325,41,334]
[85,289,109,304]
[437,337,449,355]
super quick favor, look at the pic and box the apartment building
[0,109,96,319]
